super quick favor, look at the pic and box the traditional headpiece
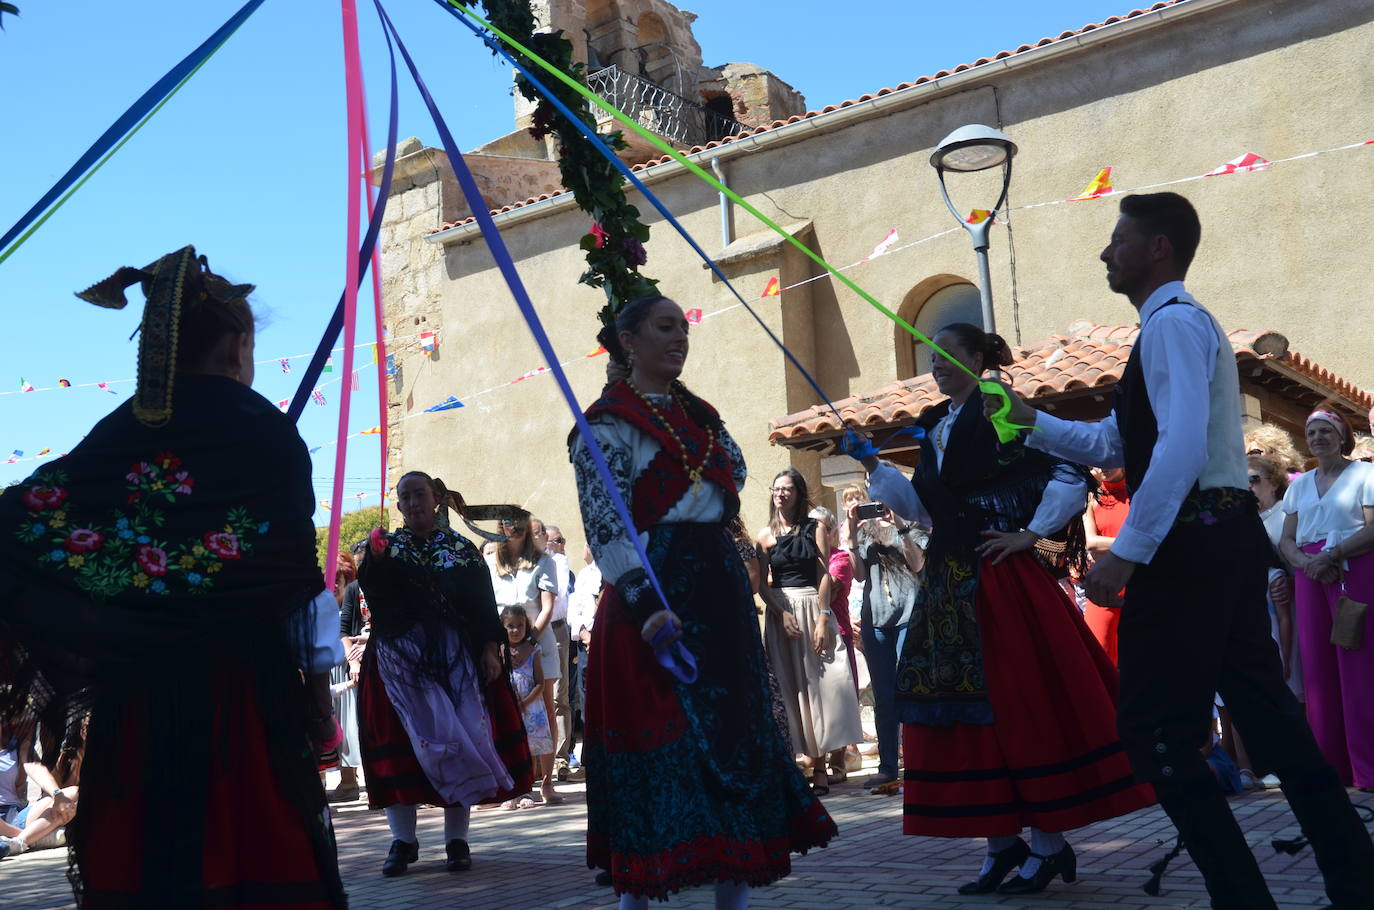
[430,477,529,543]
[75,246,254,428]
[1306,409,1348,440]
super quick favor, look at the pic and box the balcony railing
[586,64,743,148]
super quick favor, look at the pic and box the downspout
[711,157,731,247]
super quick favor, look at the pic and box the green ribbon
[445,0,1031,442]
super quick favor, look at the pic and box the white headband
[1306,410,1347,440]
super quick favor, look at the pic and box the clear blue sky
[0,0,1122,521]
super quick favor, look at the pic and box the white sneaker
[1260,773,1282,790]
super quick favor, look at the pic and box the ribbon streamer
[435,0,849,432]
[287,2,402,421]
[0,0,268,265]
[440,1,1028,442]
[374,0,676,616]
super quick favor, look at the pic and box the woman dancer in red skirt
[853,323,1154,895]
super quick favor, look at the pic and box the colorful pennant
[279,358,291,373]
[965,209,993,225]
[58,378,71,388]
[862,228,899,262]
[761,276,781,297]
[1072,166,1114,200]
[685,308,702,326]
[423,395,464,412]
[19,378,34,393]
[1206,152,1270,176]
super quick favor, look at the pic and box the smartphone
[855,502,887,520]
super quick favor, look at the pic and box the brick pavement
[3,769,1361,909]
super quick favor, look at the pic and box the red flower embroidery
[154,452,182,471]
[22,485,68,511]
[65,529,105,554]
[135,545,169,577]
[203,532,241,559]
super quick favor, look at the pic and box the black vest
[1115,299,1197,499]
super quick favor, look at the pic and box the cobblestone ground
[4,765,1361,909]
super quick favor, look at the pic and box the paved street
[2,766,1359,909]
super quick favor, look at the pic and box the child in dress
[501,606,554,809]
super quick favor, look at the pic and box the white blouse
[486,553,558,608]
[1281,460,1374,549]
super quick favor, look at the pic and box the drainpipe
[711,157,731,248]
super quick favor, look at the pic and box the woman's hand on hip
[976,529,1039,565]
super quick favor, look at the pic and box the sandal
[811,770,830,796]
[515,794,539,809]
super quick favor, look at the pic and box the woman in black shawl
[0,247,346,908]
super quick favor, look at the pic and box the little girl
[501,606,554,809]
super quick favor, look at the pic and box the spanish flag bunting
[685,308,702,326]
[37,448,50,456]
[58,378,71,388]
[761,277,781,297]
[361,426,382,435]
[966,209,993,225]
[320,500,332,511]
[1071,166,1114,200]
[586,345,607,358]
[370,343,378,364]
[1205,152,1270,176]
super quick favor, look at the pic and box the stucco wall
[381,0,1374,557]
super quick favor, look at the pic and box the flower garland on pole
[473,0,657,361]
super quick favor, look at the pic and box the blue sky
[0,0,1122,520]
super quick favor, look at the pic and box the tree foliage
[315,506,389,572]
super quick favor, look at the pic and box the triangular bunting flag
[965,209,993,225]
[361,426,381,435]
[350,372,361,392]
[685,309,702,326]
[424,396,464,412]
[861,228,899,262]
[419,331,438,356]
[37,447,50,456]
[761,277,781,297]
[320,500,331,511]
[277,399,289,411]
[311,389,326,406]
[585,345,608,358]
[385,354,398,376]
[1205,152,1270,177]
[323,357,334,373]
[1071,166,1114,200]
[20,378,34,393]
[98,382,117,394]
[370,344,378,364]
[279,358,291,373]
[58,378,71,387]
[8,450,22,463]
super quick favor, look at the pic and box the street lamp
[930,124,1017,335]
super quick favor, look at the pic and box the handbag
[1331,576,1368,651]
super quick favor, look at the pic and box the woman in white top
[1279,406,1374,790]
[486,518,562,804]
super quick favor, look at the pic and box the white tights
[383,804,472,844]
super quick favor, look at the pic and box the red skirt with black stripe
[902,551,1156,836]
[357,642,532,809]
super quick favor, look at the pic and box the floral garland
[477,0,657,358]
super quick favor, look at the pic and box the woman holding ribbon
[1278,405,1374,789]
[0,247,346,907]
[572,294,835,909]
[356,471,533,876]
[848,322,1154,896]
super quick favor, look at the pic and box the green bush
[316,506,390,571]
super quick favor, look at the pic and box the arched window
[894,277,982,378]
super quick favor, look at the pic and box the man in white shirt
[993,193,1373,910]
[533,520,575,779]
[567,544,602,780]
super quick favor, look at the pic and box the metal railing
[586,64,743,148]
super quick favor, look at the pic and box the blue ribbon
[432,0,847,432]
[0,0,268,258]
[373,0,676,620]
[287,0,402,420]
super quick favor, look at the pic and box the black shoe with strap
[381,839,419,877]
[957,838,1029,895]
[446,839,472,872]
[998,843,1077,894]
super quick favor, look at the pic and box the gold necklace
[628,380,717,495]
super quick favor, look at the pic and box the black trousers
[1118,506,1374,910]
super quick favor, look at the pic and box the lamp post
[930,124,1017,335]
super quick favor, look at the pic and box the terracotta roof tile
[767,321,1374,445]
[432,1,1187,232]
